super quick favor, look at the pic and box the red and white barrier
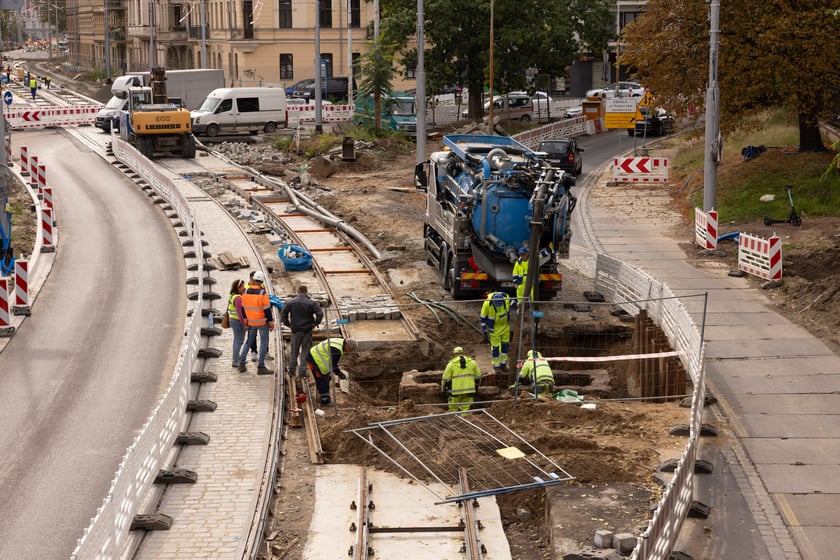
[37,163,46,199]
[5,105,99,130]
[13,259,31,315]
[694,207,718,249]
[41,207,55,252]
[19,145,29,176]
[4,133,10,167]
[738,232,782,280]
[29,155,38,186]
[613,157,669,183]
[0,277,14,336]
[286,104,355,124]
[43,186,54,210]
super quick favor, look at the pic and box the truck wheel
[206,124,220,137]
[181,134,196,159]
[263,122,277,134]
[137,136,154,158]
[520,114,531,122]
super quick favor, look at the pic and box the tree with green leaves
[622,0,840,151]
[379,0,613,118]
[355,34,396,132]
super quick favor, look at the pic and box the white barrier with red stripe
[286,104,355,124]
[738,232,782,280]
[29,155,38,186]
[19,145,29,176]
[37,163,46,199]
[0,277,14,336]
[612,157,669,183]
[694,207,718,249]
[13,259,31,315]
[5,106,99,129]
[43,186,54,209]
[41,207,55,252]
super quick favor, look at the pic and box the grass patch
[669,109,840,224]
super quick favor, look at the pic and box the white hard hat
[253,271,265,282]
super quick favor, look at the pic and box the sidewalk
[576,176,840,560]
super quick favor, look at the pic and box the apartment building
[66,0,381,93]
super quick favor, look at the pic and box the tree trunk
[798,110,825,152]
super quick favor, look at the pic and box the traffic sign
[606,98,638,113]
[639,91,654,108]
[3,91,11,106]
[604,108,644,129]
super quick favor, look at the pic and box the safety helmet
[492,292,505,306]
[453,346,464,354]
[518,247,529,255]
[527,349,543,358]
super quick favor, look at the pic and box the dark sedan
[537,138,584,175]
[631,107,675,137]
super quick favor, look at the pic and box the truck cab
[353,91,419,138]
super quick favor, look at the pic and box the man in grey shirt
[280,285,324,377]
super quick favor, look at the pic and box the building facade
[66,0,380,94]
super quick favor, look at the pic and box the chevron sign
[612,157,669,183]
[20,111,42,122]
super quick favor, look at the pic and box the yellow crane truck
[119,67,197,159]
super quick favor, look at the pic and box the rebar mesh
[349,409,575,503]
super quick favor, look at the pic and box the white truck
[95,69,225,133]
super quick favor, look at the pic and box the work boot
[257,365,274,375]
[238,362,247,373]
[500,363,509,373]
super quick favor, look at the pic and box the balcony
[157,26,189,42]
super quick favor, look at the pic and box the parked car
[586,81,645,99]
[536,138,584,175]
[285,79,313,96]
[460,93,536,121]
[510,90,553,111]
[290,77,357,103]
[563,106,583,119]
[631,107,675,137]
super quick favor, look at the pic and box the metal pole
[48,5,52,63]
[487,0,493,130]
[104,1,112,83]
[346,0,351,102]
[703,0,720,212]
[200,0,207,67]
[415,0,425,163]
[314,0,322,133]
[149,0,155,69]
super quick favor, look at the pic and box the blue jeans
[231,318,246,365]
[239,324,269,367]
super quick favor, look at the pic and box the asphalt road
[0,130,185,559]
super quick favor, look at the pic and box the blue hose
[717,231,740,243]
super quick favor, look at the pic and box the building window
[280,54,293,79]
[406,66,416,79]
[279,0,292,28]
[320,0,332,28]
[320,54,334,78]
[350,0,360,28]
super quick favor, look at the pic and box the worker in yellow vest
[29,76,37,100]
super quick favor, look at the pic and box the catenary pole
[703,0,720,211]
[415,0,425,163]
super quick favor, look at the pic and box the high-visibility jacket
[309,338,345,375]
[480,292,511,333]
[241,287,272,327]
[227,293,243,321]
[513,257,535,300]
[442,355,481,395]
[518,356,554,387]
[29,78,36,89]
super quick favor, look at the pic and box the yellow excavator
[119,67,196,159]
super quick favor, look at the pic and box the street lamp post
[104,0,111,83]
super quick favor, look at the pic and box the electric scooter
[764,185,802,227]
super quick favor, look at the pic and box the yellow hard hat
[453,346,464,354]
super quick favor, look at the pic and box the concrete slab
[304,465,511,560]
[758,465,840,494]
[729,394,840,415]
[710,371,840,396]
[791,526,836,560]
[738,414,840,438]
[778,494,840,526]
[743,438,840,464]
[704,338,835,359]
[703,324,816,341]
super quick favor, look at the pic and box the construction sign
[612,157,670,183]
[639,91,654,108]
[604,98,642,129]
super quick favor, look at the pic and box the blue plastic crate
[278,244,313,272]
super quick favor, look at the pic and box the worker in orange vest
[237,271,275,375]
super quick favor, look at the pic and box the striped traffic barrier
[13,259,31,315]
[694,207,718,249]
[41,207,55,252]
[4,132,11,167]
[43,186,53,210]
[37,163,46,200]
[738,232,782,280]
[0,277,14,336]
[19,145,29,176]
[29,154,38,187]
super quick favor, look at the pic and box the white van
[191,87,287,136]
